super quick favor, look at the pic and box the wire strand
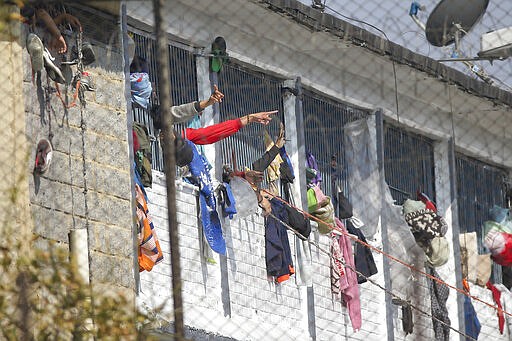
[262,189,512,319]
[266,210,477,341]
[323,4,400,123]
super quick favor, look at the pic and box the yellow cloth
[264,130,283,196]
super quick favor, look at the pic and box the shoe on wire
[33,139,53,176]
[43,48,66,84]
[71,42,96,66]
[73,71,95,92]
[26,33,44,72]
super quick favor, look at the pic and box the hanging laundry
[306,151,322,186]
[460,232,479,284]
[427,266,450,341]
[417,191,437,212]
[130,72,152,109]
[218,182,237,219]
[494,284,512,335]
[130,55,152,109]
[463,281,481,341]
[307,184,335,234]
[486,281,505,334]
[135,183,163,272]
[483,208,512,266]
[475,254,492,287]
[330,218,361,332]
[133,122,153,188]
[403,199,448,245]
[345,219,377,284]
[391,298,414,336]
[186,141,226,255]
[265,198,294,283]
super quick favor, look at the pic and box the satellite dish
[425,0,489,47]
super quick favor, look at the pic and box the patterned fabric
[405,208,448,244]
[330,218,361,331]
[330,233,346,297]
[427,266,450,340]
[136,184,163,272]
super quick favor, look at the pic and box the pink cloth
[330,218,362,331]
[312,184,329,207]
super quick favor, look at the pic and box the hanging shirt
[427,266,451,340]
[135,183,163,272]
[494,284,512,335]
[186,141,226,255]
[464,294,481,341]
[330,218,361,332]
[486,281,505,334]
[345,219,378,284]
[265,198,294,283]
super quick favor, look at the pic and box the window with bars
[129,30,198,171]
[456,155,507,245]
[216,63,285,179]
[302,90,369,207]
[455,154,508,284]
[383,123,436,205]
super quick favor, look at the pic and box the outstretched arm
[53,13,82,31]
[36,8,67,53]
[185,110,278,145]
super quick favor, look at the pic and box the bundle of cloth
[402,194,449,267]
[307,181,335,234]
[484,205,512,266]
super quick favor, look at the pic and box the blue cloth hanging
[187,141,226,254]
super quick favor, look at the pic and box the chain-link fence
[2,0,512,340]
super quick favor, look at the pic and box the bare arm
[36,9,66,53]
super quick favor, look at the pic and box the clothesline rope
[267,211,478,341]
[261,189,512,319]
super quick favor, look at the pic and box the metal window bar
[129,30,198,172]
[217,63,285,186]
[455,154,507,283]
[455,154,507,243]
[383,123,436,206]
[302,90,369,208]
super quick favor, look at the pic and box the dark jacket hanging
[265,198,294,283]
[345,219,378,284]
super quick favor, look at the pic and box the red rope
[262,188,512,318]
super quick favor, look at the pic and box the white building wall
[130,1,512,340]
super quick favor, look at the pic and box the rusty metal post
[153,0,185,338]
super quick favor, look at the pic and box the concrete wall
[22,3,135,292]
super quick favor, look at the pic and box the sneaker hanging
[26,33,44,72]
[72,71,95,92]
[33,139,53,175]
[43,48,66,84]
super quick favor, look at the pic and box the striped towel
[136,184,163,272]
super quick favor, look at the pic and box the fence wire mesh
[2,0,512,340]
